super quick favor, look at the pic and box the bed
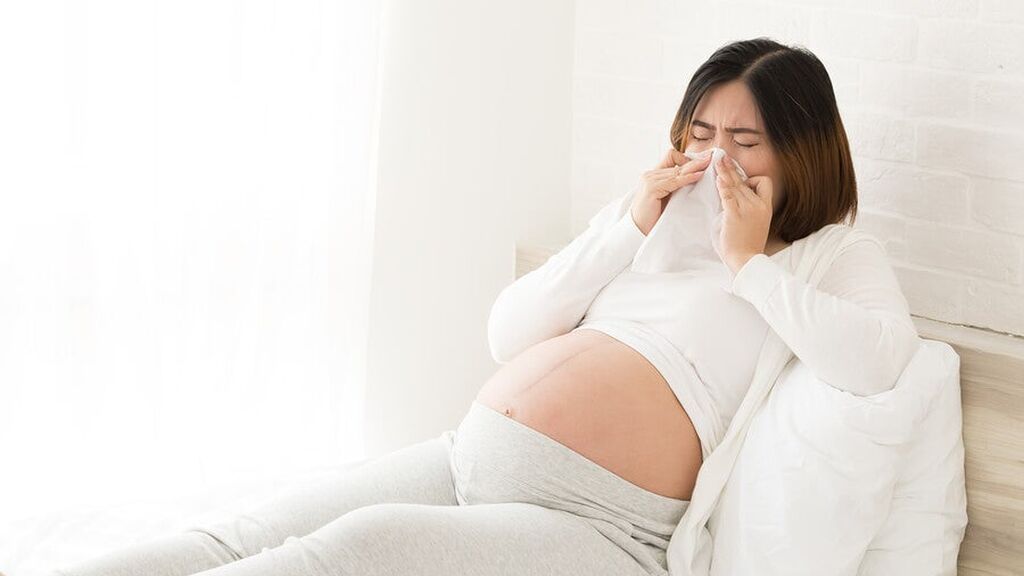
[0,464,365,575]
[2,244,1020,576]
[516,242,1024,575]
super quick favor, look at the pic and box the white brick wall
[570,0,1024,338]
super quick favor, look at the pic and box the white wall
[365,0,577,456]
[571,0,1024,338]
[365,0,1024,455]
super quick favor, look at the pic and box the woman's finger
[716,154,740,189]
[647,165,690,178]
[745,175,773,207]
[664,154,713,175]
[717,178,736,202]
[656,147,690,170]
[717,154,762,210]
[716,174,744,207]
[687,154,713,173]
[655,168,704,196]
[735,179,759,204]
[720,193,740,215]
[648,161,708,183]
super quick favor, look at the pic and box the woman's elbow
[486,301,540,365]
[486,309,554,365]
[485,284,570,365]
[855,320,921,396]
[885,320,921,390]
[486,308,517,365]
[487,327,515,365]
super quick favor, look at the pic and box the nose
[712,137,740,155]
[706,146,747,179]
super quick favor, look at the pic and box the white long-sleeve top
[486,190,920,458]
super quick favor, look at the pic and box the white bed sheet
[1,464,357,576]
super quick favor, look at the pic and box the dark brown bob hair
[670,38,857,243]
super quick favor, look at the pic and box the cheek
[740,152,777,181]
[683,141,705,155]
[735,156,765,179]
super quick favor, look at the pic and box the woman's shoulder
[803,222,887,254]
[786,223,894,281]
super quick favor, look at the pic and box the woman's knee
[185,527,246,562]
[278,503,450,573]
[318,503,438,548]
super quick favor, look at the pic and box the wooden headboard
[915,316,1024,575]
[516,243,1024,575]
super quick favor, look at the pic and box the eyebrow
[691,119,763,135]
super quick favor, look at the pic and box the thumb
[745,175,772,202]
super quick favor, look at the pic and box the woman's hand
[715,152,774,275]
[629,147,712,236]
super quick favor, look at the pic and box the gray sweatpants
[49,401,690,576]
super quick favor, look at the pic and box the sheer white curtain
[0,0,381,519]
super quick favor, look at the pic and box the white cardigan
[486,190,921,575]
[487,189,919,452]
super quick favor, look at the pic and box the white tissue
[629,146,747,274]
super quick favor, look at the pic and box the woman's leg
[48,429,460,576]
[188,501,653,576]
[178,401,680,576]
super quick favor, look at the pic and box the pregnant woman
[51,38,919,576]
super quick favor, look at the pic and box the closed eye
[691,136,757,148]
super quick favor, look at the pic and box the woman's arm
[729,236,920,396]
[486,190,645,364]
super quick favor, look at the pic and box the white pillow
[707,338,964,575]
[858,340,967,576]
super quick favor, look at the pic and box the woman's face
[684,79,786,221]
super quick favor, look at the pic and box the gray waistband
[452,400,689,548]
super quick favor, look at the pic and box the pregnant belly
[474,328,702,501]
